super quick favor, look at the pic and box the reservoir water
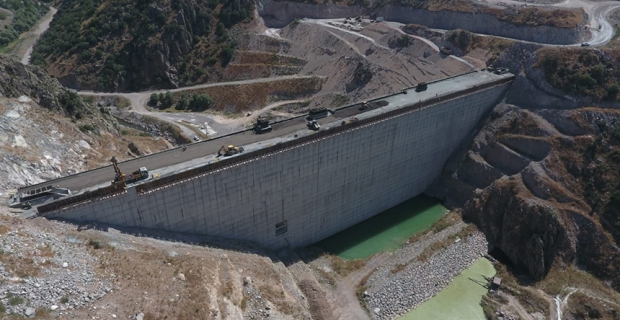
[314,195,447,260]
[399,258,496,320]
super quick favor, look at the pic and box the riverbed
[398,258,496,320]
[315,194,447,259]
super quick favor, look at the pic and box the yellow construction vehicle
[111,157,149,185]
[341,117,359,126]
[218,145,244,157]
[111,157,126,183]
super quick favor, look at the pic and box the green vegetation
[152,92,213,112]
[0,0,49,47]
[0,301,4,313]
[446,29,513,63]
[389,34,412,48]
[539,49,620,101]
[79,124,96,132]
[7,293,23,306]
[59,91,90,118]
[60,296,68,304]
[32,0,254,90]
[87,239,103,249]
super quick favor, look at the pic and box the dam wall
[258,0,587,45]
[40,79,511,249]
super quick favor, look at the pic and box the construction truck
[359,101,371,111]
[307,119,320,131]
[218,145,244,157]
[111,157,149,185]
[341,117,359,126]
[254,116,272,134]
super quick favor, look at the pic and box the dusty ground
[0,208,314,320]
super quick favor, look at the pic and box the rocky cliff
[258,0,588,44]
[0,57,169,195]
[432,104,620,288]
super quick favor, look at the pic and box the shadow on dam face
[312,195,447,260]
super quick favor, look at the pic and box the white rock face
[5,110,20,119]
[18,95,32,102]
[12,135,28,147]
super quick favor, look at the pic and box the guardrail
[37,183,127,215]
[36,75,514,215]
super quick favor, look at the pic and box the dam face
[38,73,512,249]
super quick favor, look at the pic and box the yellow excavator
[218,145,244,157]
[111,157,149,186]
[111,157,126,184]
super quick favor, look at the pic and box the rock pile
[0,226,113,318]
[364,230,488,320]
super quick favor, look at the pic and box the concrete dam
[30,71,513,249]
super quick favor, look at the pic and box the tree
[149,93,159,105]
[605,84,619,101]
[176,94,189,110]
[190,94,212,111]
[162,91,174,108]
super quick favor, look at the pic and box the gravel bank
[363,223,489,320]
[0,222,113,318]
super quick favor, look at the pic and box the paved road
[78,75,321,138]
[21,71,512,195]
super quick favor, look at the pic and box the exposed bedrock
[258,0,587,44]
[433,104,620,288]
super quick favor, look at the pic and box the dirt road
[480,0,620,46]
[17,7,57,65]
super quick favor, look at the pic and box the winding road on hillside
[481,0,620,46]
[17,0,620,141]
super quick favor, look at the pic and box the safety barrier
[37,183,126,215]
[36,75,514,215]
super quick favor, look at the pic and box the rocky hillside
[31,0,254,91]
[259,0,587,44]
[0,57,169,196]
[0,212,314,319]
[434,104,620,289]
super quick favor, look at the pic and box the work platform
[19,70,513,201]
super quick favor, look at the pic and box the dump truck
[218,145,244,157]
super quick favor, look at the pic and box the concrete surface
[39,72,512,249]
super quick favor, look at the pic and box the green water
[399,258,496,320]
[315,195,447,260]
